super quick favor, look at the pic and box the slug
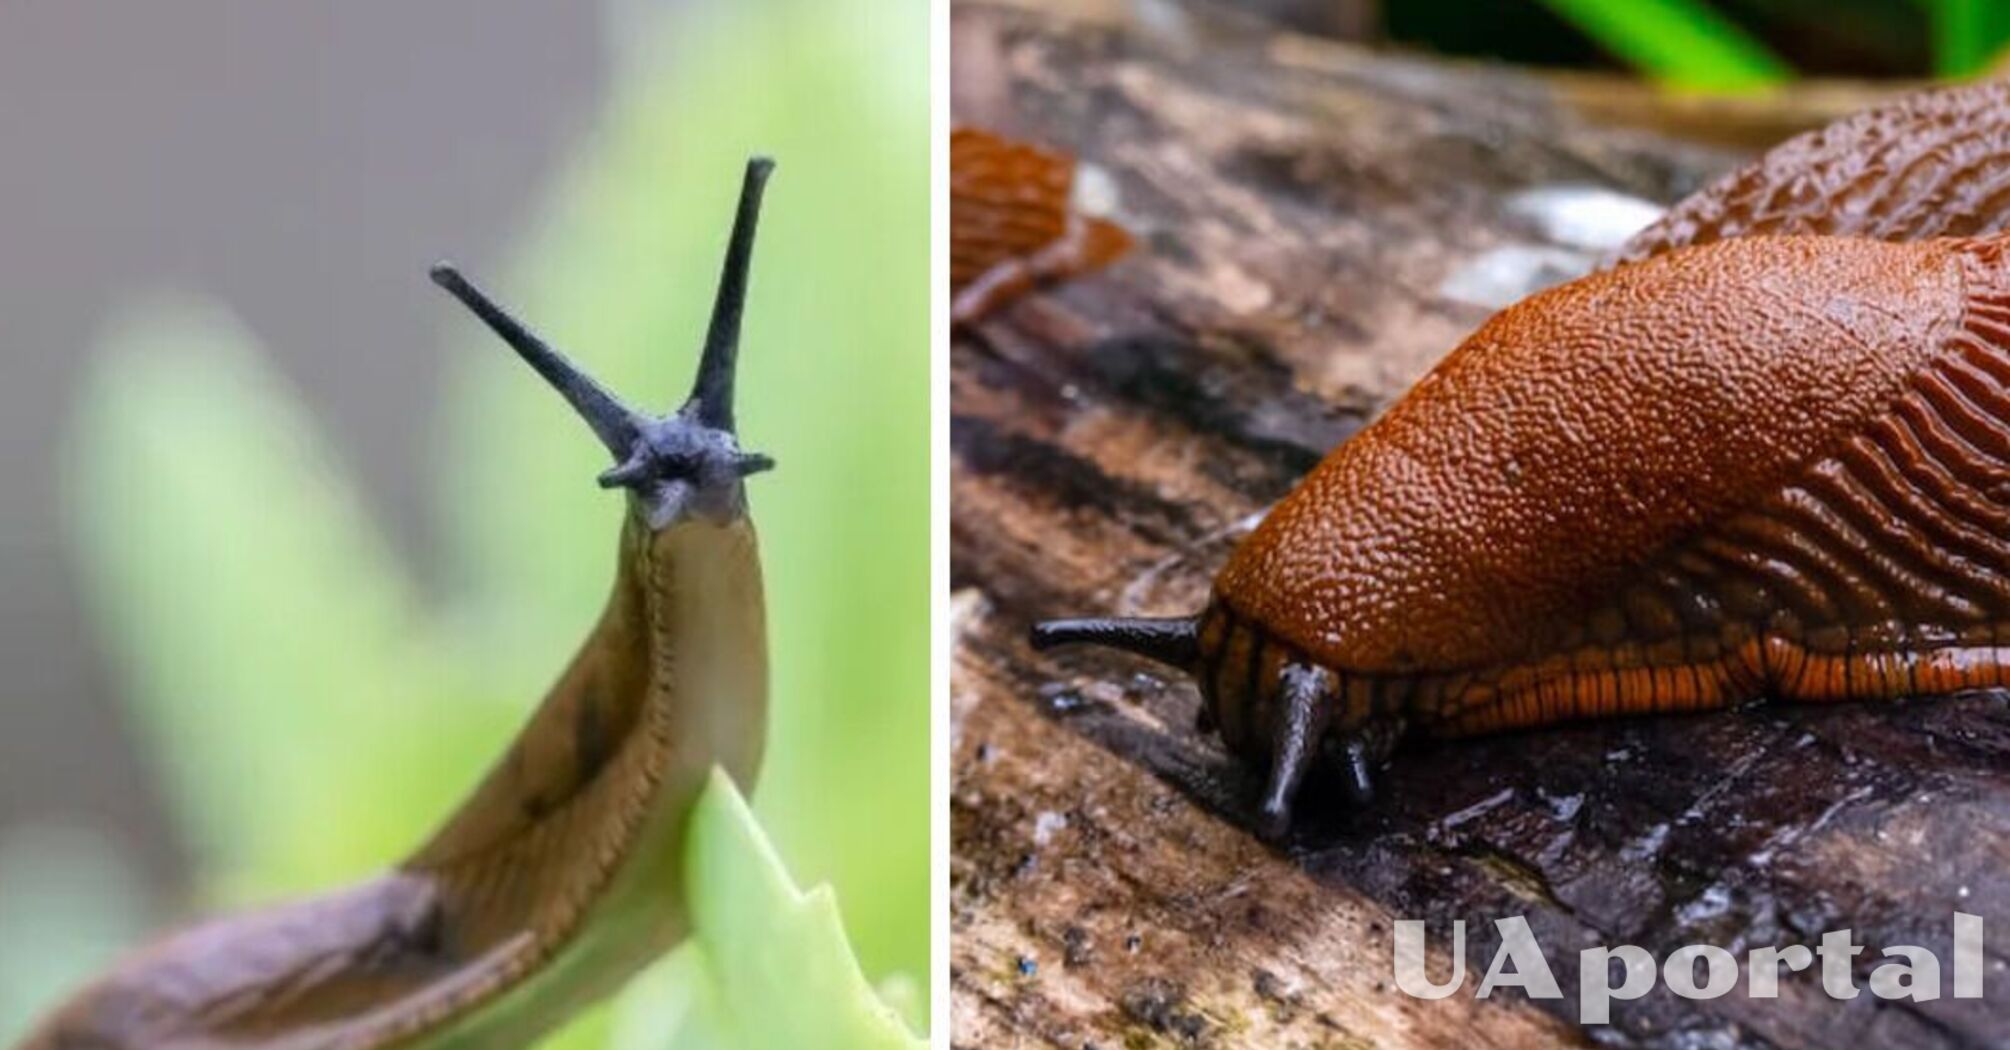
[19,158,777,1050]
[949,126,1131,326]
[1032,80,2010,840]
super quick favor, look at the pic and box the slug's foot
[432,157,777,529]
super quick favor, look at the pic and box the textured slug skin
[1211,232,2010,739]
[1619,80,2010,263]
[18,512,767,1050]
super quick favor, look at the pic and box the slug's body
[22,160,778,1049]
[1034,81,2010,838]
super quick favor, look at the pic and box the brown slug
[18,159,776,1050]
[1033,81,2010,840]
[949,125,1131,326]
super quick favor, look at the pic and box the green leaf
[604,950,728,1050]
[1927,0,2010,77]
[684,770,923,1050]
[1532,0,1792,91]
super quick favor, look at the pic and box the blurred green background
[0,0,925,1045]
[1238,0,2010,87]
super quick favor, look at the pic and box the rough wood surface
[948,4,2010,1048]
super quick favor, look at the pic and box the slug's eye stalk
[1029,615,1200,671]
[690,156,773,433]
[432,156,776,529]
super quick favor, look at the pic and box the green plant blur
[1532,0,1791,89]
[10,0,927,1045]
[1927,0,2010,76]
[1529,0,2010,87]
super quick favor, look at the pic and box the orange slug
[19,159,776,1049]
[1034,81,2010,840]
[949,125,1131,326]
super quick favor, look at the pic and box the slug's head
[432,156,776,530]
[1031,602,1385,840]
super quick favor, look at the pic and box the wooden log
[949,3,2010,1047]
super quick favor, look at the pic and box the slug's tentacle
[1333,735,1380,809]
[1029,614,1199,671]
[690,157,774,432]
[1255,662,1335,841]
[429,264,645,459]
